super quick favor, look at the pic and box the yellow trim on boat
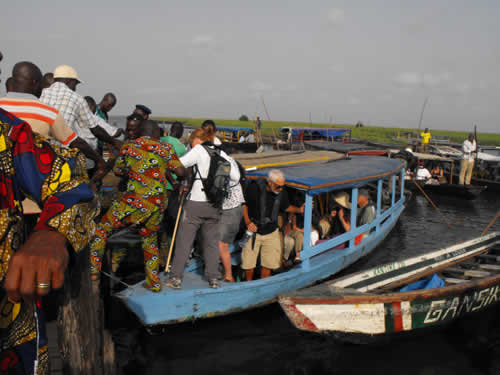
[243,156,329,169]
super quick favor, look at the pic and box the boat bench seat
[443,277,466,284]
[478,264,500,271]
[446,267,490,278]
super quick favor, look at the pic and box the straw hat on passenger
[53,65,83,83]
[333,191,351,209]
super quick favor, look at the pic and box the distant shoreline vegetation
[153,116,500,146]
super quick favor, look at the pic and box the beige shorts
[241,229,281,270]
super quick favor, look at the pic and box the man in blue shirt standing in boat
[241,169,304,281]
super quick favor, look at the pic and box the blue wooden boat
[116,155,406,326]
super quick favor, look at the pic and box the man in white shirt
[459,133,477,185]
[416,163,432,181]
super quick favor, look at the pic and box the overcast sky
[1,0,499,132]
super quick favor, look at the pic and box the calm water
[111,190,500,375]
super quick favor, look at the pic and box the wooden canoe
[406,180,487,200]
[279,232,500,343]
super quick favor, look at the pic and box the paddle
[164,192,186,273]
[482,211,500,236]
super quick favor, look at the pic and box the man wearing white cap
[40,65,122,163]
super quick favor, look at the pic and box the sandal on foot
[165,277,182,289]
[208,279,219,289]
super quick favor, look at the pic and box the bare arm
[90,125,123,150]
[69,136,106,166]
[243,205,257,232]
[338,208,351,232]
[286,204,305,214]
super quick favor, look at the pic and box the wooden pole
[411,179,452,228]
[165,193,186,273]
[482,211,500,236]
[57,248,115,375]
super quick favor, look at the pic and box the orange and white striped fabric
[0,93,77,146]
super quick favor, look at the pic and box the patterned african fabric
[0,108,98,374]
[113,137,181,215]
[90,137,181,292]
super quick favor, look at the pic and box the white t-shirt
[213,136,222,146]
[310,230,319,247]
[180,144,239,202]
[463,139,476,161]
[239,135,245,143]
[416,167,432,180]
[82,115,119,168]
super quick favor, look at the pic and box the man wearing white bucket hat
[40,65,122,170]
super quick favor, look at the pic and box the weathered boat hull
[280,276,500,343]
[279,233,500,343]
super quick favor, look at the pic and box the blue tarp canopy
[289,128,350,139]
[217,127,255,133]
[245,156,405,192]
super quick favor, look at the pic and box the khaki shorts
[241,229,281,270]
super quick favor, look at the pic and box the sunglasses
[271,181,284,190]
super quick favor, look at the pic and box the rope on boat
[99,269,133,289]
[411,179,452,228]
[482,211,500,236]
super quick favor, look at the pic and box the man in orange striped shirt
[0,62,106,164]
[0,62,76,145]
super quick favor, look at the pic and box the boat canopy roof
[244,155,405,193]
[304,141,384,153]
[411,152,454,162]
[285,127,350,138]
[217,126,255,133]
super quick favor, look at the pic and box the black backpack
[196,144,231,209]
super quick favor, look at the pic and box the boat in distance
[278,232,500,343]
[116,153,406,327]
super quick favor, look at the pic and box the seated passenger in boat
[318,191,352,241]
[89,120,185,292]
[283,213,320,264]
[357,189,376,240]
[430,163,447,184]
[241,169,304,281]
[415,161,432,182]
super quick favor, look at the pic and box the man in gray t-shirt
[357,189,376,238]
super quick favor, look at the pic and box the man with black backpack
[241,169,305,281]
[165,127,240,289]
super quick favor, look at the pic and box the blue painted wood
[400,167,405,200]
[349,188,358,249]
[376,179,382,233]
[118,203,404,326]
[391,174,396,206]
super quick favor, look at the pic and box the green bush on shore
[153,116,500,146]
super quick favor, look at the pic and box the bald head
[5,77,13,93]
[140,120,161,139]
[12,61,43,96]
[99,93,117,113]
[42,73,54,90]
